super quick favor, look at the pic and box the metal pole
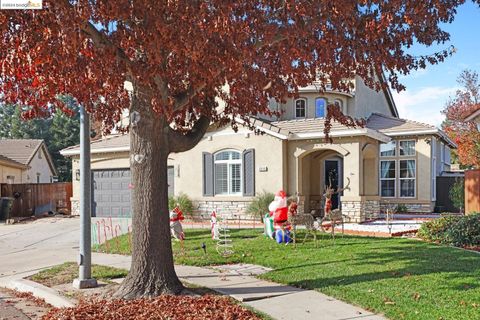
[73,106,97,289]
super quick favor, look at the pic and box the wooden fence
[0,183,72,218]
[465,169,480,214]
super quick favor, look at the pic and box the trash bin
[0,197,14,221]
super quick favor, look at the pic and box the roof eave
[465,109,480,122]
[60,146,131,157]
[288,128,391,143]
[383,129,457,149]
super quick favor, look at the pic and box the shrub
[394,204,408,214]
[417,215,460,243]
[246,191,275,222]
[449,178,465,213]
[445,214,480,247]
[168,193,194,217]
[418,214,480,247]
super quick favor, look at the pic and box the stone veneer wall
[72,199,255,219]
[341,200,364,222]
[364,200,380,220]
[379,202,432,213]
[194,200,254,220]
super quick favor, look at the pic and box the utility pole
[73,106,97,289]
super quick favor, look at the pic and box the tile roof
[0,139,43,165]
[271,118,357,134]
[61,134,130,155]
[61,113,456,155]
[366,113,437,134]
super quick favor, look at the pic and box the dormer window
[295,98,306,118]
[315,98,326,118]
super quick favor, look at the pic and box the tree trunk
[115,97,183,299]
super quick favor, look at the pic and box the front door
[324,160,340,210]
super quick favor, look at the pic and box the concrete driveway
[0,217,79,281]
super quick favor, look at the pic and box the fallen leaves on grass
[42,295,261,320]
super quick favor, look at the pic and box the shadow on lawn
[286,241,480,291]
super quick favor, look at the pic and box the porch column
[340,143,365,222]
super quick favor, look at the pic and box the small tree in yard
[442,70,480,168]
[449,178,465,213]
[0,1,476,299]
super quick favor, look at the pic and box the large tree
[442,70,480,168]
[0,0,477,298]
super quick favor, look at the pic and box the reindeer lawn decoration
[286,197,318,248]
[320,176,350,238]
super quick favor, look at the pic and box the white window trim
[334,98,346,114]
[380,141,397,158]
[440,143,445,164]
[398,139,416,157]
[380,159,396,198]
[214,150,242,196]
[399,159,416,198]
[294,98,307,119]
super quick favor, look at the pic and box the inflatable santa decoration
[169,205,185,241]
[268,190,291,244]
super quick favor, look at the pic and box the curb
[6,278,76,308]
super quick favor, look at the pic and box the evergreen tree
[0,99,79,181]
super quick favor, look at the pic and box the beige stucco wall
[0,165,23,184]
[353,76,394,118]
[278,92,351,121]
[22,146,55,183]
[170,125,285,201]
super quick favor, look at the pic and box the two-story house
[61,76,455,222]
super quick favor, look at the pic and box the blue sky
[392,1,480,127]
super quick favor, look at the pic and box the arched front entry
[294,144,348,215]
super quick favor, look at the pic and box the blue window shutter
[243,149,255,196]
[202,152,214,196]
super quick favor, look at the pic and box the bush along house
[61,76,455,222]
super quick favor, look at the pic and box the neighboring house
[465,107,480,128]
[0,139,57,184]
[61,76,456,222]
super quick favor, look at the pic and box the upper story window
[315,98,326,118]
[334,99,344,113]
[295,98,306,118]
[380,141,396,157]
[214,150,242,195]
[399,140,416,156]
[38,150,42,159]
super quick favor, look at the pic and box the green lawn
[96,229,480,320]
[28,262,128,287]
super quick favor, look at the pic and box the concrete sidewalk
[93,253,386,320]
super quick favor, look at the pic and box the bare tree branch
[168,115,210,153]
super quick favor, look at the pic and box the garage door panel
[93,167,174,218]
[92,169,132,218]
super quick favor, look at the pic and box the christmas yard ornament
[216,214,234,257]
[169,206,185,241]
[268,190,290,232]
[264,213,274,239]
[211,211,220,240]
